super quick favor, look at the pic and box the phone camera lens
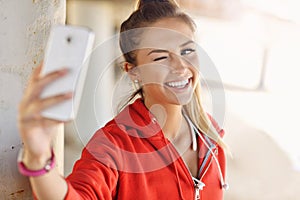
[66,36,72,43]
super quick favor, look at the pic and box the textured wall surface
[0,0,65,199]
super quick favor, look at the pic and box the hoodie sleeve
[64,129,119,200]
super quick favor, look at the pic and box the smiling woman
[17,0,229,199]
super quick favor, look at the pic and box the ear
[125,62,140,81]
[124,62,135,72]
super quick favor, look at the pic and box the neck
[144,100,184,140]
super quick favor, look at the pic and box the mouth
[165,78,191,89]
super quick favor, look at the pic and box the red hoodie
[65,99,227,200]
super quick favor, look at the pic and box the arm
[21,148,67,199]
[65,146,119,200]
[18,63,71,199]
[18,64,119,199]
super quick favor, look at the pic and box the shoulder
[86,99,155,149]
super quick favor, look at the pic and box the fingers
[39,92,73,112]
[30,68,69,99]
[20,92,73,122]
[23,66,69,103]
[39,68,69,89]
[27,62,43,84]
[33,62,43,79]
[19,63,72,125]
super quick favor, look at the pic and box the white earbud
[222,183,229,190]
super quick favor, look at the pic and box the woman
[18,0,228,199]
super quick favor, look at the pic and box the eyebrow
[180,40,195,47]
[147,49,168,56]
[147,40,195,56]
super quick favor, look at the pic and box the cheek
[187,54,200,69]
[187,55,200,79]
[139,64,170,85]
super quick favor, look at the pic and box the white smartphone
[40,25,95,121]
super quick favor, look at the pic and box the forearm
[30,169,68,200]
[23,150,68,200]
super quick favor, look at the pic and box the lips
[165,79,190,89]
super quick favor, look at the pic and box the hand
[18,63,72,167]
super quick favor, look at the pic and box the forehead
[137,18,195,50]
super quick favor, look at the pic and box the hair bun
[136,0,179,10]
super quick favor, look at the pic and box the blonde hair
[184,83,229,152]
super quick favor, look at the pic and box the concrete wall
[0,0,65,199]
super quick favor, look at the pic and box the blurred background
[64,0,300,199]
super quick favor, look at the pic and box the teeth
[166,79,189,88]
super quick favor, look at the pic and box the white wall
[0,1,65,198]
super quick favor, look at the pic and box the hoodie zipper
[166,138,216,200]
[194,147,216,200]
[193,177,205,200]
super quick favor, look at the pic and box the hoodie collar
[113,98,164,139]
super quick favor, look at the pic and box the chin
[178,96,193,105]
[169,93,193,106]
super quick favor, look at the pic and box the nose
[170,54,189,75]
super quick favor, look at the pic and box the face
[130,18,200,107]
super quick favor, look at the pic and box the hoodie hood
[111,98,163,139]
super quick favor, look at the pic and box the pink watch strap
[17,148,56,177]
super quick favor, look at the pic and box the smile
[165,79,190,89]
